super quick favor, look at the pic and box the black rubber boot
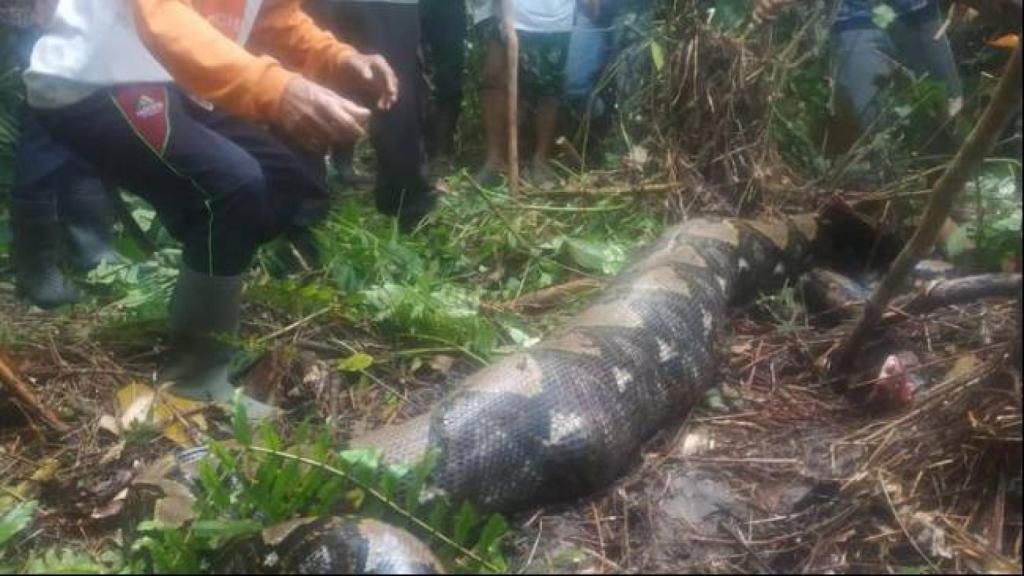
[58,179,125,272]
[161,266,276,420]
[11,199,80,309]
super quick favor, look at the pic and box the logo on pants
[134,94,166,119]
[113,86,171,157]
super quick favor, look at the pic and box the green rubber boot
[160,266,276,420]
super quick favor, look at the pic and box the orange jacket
[133,0,356,121]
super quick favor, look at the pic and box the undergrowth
[0,394,509,574]
[81,170,663,361]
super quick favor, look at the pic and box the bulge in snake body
[197,216,818,574]
[350,217,819,512]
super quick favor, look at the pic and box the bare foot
[474,162,507,188]
[527,158,560,189]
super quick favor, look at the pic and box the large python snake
[153,214,821,573]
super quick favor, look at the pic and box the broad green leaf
[337,352,374,372]
[232,389,252,447]
[650,41,665,72]
[453,502,479,547]
[428,501,450,535]
[475,514,508,555]
[190,519,260,548]
[0,501,37,547]
[564,237,627,275]
[872,4,897,29]
[24,548,104,574]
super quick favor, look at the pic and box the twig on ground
[0,350,69,433]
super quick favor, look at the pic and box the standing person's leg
[56,161,126,272]
[564,10,610,111]
[891,6,963,117]
[9,26,78,308]
[421,0,468,159]
[477,19,509,185]
[9,26,124,308]
[520,31,570,187]
[831,26,898,133]
[37,85,311,417]
[890,6,964,156]
[351,1,435,231]
[10,114,81,308]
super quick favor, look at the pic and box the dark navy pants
[307,1,432,217]
[421,0,467,155]
[8,27,103,203]
[35,85,327,276]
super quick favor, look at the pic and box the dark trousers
[35,85,327,276]
[7,26,105,204]
[421,0,467,156]
[308,1,432,217]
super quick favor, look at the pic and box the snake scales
[154,214,821,573]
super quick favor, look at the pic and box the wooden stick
[803,269,1023,320]
[0,350,69,433]
[897,273,1022,314]
[490,277,603,313]
[830,42,1023,376]
[502,0,520,195]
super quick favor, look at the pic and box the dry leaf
[262,517,318,546]
[90,488,129,520]
[114,382,208,447]
[30,458,60,483]
[117,382,156,430]
[948,354,979,381]
[98,415,121,437]
[99,441,126,465]
[429,355,456,375]
[154,492,196,527]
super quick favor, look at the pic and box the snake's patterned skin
[351,215,820,513]
[215,516,445,574]
[168,216,819,574]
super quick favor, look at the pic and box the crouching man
[24,0,398,418]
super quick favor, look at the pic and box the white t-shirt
[470,0,575,33]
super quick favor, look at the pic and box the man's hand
[582,0,601,20]
[752,0,798,25]
[337,53,399,111]
[279,76,371,152]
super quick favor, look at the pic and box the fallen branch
[895,273,1022,315]
[0,350,69,433]
[830,42,1023,376]
[803,269,1023,320]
